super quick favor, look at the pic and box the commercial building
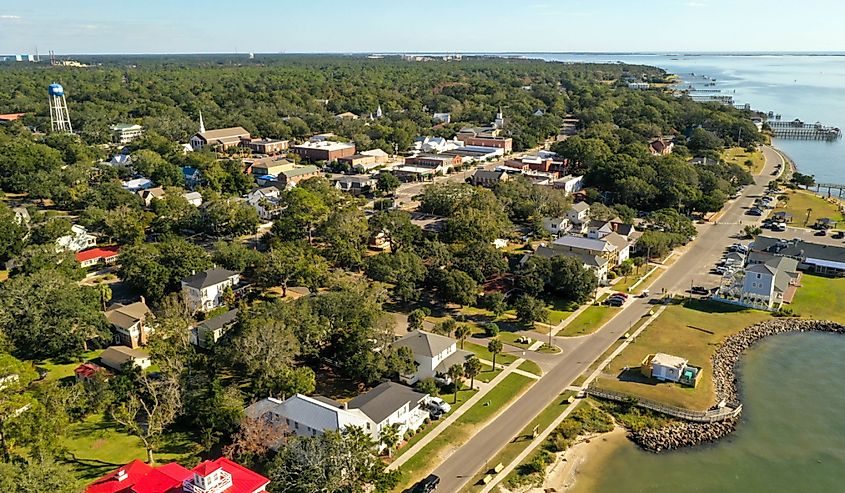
[291,140,356,162]
[244,138,289,155]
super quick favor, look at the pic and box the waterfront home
[750,236,845,277]
[392,330,472,384]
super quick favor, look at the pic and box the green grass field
[517,360,543,377]
[38,350,104,383]
[558,305,618,337]
[594,300,769,410]
[465,341,518,367]
[790,274,845,324]
[723,146,765,175]
[393,373,534,491]
[773,189,845,227]
[61,414,201,481]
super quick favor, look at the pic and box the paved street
[423,145,785,492]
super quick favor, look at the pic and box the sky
[1,0,845,55]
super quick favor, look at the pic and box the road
[424,145,785,492]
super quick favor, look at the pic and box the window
[294,422,299,429]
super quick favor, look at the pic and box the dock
[768,119,841,141]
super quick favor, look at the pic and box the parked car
[773,223,787,232]
[412,474,441,493]
[747,208,763,216]
[833,231,845,239]
[691,286,709,295]
[427,397,451,414]
[606,297,625,307]
[815,229,828,236]
[612,292,629,299]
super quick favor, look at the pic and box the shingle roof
[197,127,250,142]
[393,330,456,358]
[752,236,845,264]
[534,245,608,268]
[571,202,590,213]
[181,268,238,289]
[347,381,427,424]
[199,308,239,332]
[104,300,151,330]
[552,235,615,252]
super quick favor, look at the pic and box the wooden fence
[586,385,742,423]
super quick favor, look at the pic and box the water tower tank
[48,83,65,97]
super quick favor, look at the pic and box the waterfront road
[425,146,784,492]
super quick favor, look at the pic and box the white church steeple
[199,110,206,134]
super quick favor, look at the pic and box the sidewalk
[478,305,667,493]
[388,357,525,470]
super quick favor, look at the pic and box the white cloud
[0,14,21,20]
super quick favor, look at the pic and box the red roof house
[85,457,269,493]
[0,113,25,122]
[76,246,120,268]
[74,362,104,381]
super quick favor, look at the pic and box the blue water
[514,53,845,184]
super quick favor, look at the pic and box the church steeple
[376,104,383,118]
[494,107,505,129]
[199,110,206,134]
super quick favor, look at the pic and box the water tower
[48,83,73,133]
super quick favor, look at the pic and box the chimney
[139,295,145,306]
[116,469,128,482]
[343,402,348,410]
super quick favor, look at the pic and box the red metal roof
[76,246,120,263]
[198,457,270,493]
[85,459,154,493]
[74,362,102,379]
[0,113,25,122]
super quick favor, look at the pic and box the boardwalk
[768,120,841,141]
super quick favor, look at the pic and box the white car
[428,397,451,414]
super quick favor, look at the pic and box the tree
[0,457,81,493]
[633,256,647,274]
[110,371,182,464]
[447,364,464,404]
[407,308,430,332]
[376,172,400,195]
[97,282,113,311]
[0,204,27,262]
[228,312,303,396]
[256,243,327,297]
[480,292,507,317]
[224,416,287,469]
[687,128,723,153]
[0,354,38,461]
[379,423,401,458]
[320,209,368,269]
[454,324,471,350]
[213,241,263,276]
[487,338,503,370]
[201,198,259,237]
[273,186,330,244]
[367,210,421,254]
[618,259,634,280]
[433,317,457,337]
[463,356,482,390]
[514,295,549,328]
[549,256,598,304]
[438,269,479,307]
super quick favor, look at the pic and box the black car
[691,286,709,295]
[833,231,844,239]
[413,474,440,493]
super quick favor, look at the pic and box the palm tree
[379,423,401,458]
[447,363,464,404]
[454,324,471,349]
[488,338,503,371]
[463,356,482,390]
[98,282,112,311]
[805,207,813,226]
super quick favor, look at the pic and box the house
[530,245,610,285]
[110,123,144,144]
[750,236,845,277]
[277,164,321,188]
[649,138,674,156]
[190,127,251,150]
[181,268,241,313]
[567,202,590,234]
[182,167,202,189]
[335,111,359,120]
[641,353,701,387]
[333,174,377,196]
[85,457,269,493]
[76,246,120,269]
[109,153,132,165]
[56,225,96,252]
[628,82,650,90]
[432,112,451,123]
[137,186,166,207]
[105,299,154,348]
[121,177,153,192]
[291,141,356,162]
[191,308,239,348]
[246,186,283,220]
[551,234,629,266]
[74,362,104,382]
[248,157,295,177]
[99,346,152,372]
[245,381,429,445]
[183,191,203,206]
[392,330,472,384]
[553,174,584,195]
[542,217,570,237]
[393,165,438,182]
[244,138,289,155]
[739,257,800,310]
[469,169,509,188]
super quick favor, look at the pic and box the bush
[415,377,439,396]
[484,322,500,337]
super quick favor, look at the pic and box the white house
[554,174,584,195]
[542,217,570,237]
[246,186,283,220]
[100,346,152,372]
[56,224,96,253]
[567,202,590,234]
[392,330,472,384]
[121,177,154,192]
[738,257,800,310]
[181,268,240,313]
[245,381,429,446]
[412,136,464,154]
[190,308,239,348]
[183,191,204,207]
[110,123,144,144]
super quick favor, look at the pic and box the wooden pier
[813,182,845,198]
[768,119,842,141]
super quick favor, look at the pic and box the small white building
[181,268,240,313]
[56,225,96,253]
[648,353,687,382]
[433,112,451,124]
[183,191,204,206]
[393,330,472,384]
[122,177,154,192]
[100,346,152,372]
[553,175,584,195]
[245,186,283,220]
[542,217,570,237]
[412,136,464,154]
[567,202,591,234]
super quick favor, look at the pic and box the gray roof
[552,235,615,252]
[433,349,473,374]
[281,165,320,178]
[571,202,590,213]
[471,169,507,181]
[181,268,239,289]
[199,308,239,331]
[534,245,608,268]
[752,236,845,264]
[394,330,456,358]
[347,381,427,424]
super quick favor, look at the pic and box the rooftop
[294,141,355,151]
[651,352,688,369]
[394,330,456,358]
[347,381,428,424]
[181,268,239,289]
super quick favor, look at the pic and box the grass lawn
[517,360,543,377]
[465,341,518,367]
[394,373,534,491]
[723,146,765,175]
[773,189,845,227]
[558,305,618,337]
[790,274,845,324]
[594,300,770,410]
[460,391,576,492]
[61,414,202,481]
[496,331,535,350]
[393,387,479,460]
[37,350,104,383]
[612,267,658,294]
